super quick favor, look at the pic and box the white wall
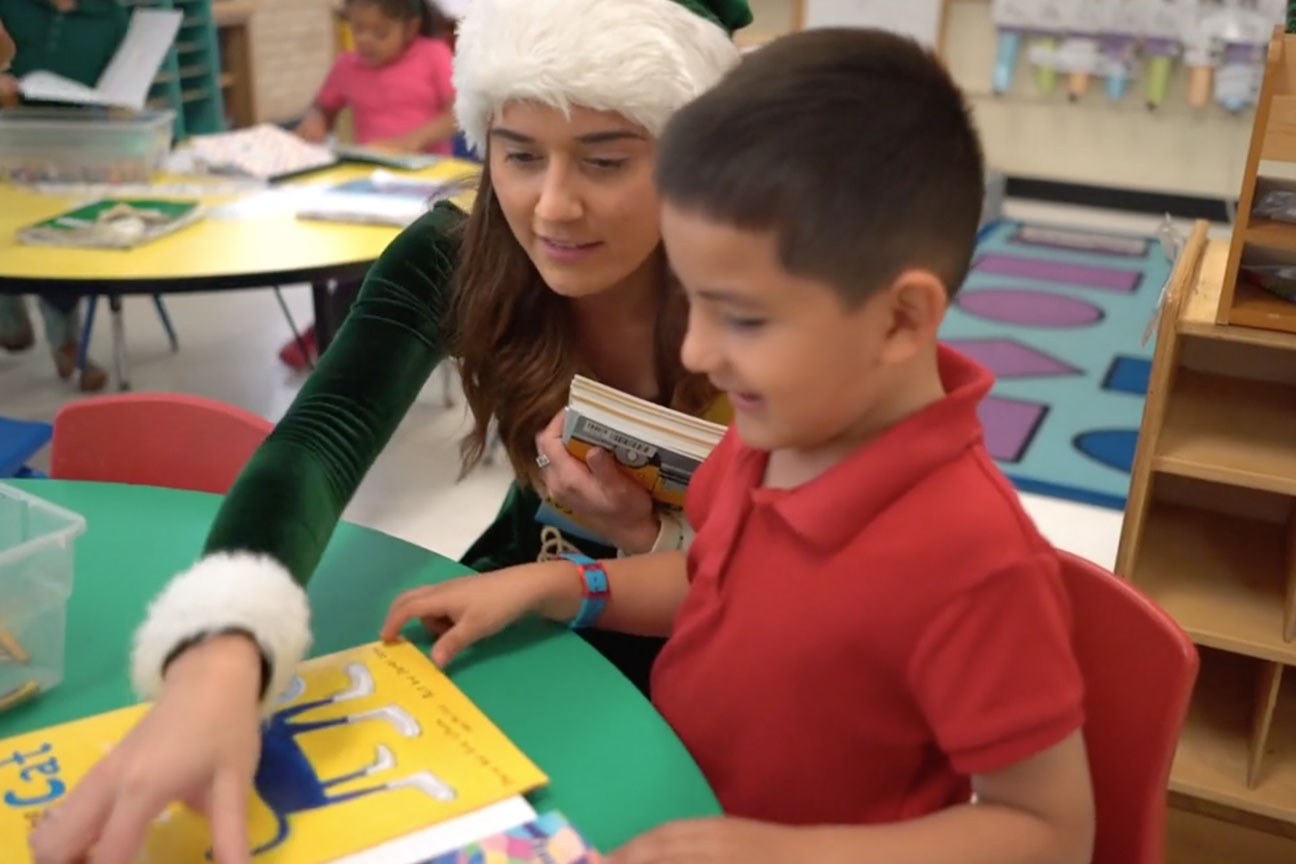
[745,0,1253,200]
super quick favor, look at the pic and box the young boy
[381,28,1094,864]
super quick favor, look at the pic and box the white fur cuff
[130,552,311,715]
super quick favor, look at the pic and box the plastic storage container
[0,107,175,184]
[0,484,85,713]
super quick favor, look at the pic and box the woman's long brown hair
[449,159,716,484]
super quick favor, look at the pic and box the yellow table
[0,159,478,384]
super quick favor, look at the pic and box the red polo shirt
[651,346,1085,824]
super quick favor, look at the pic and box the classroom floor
[0,200,1228,568]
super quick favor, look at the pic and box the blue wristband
[559,553,609,630]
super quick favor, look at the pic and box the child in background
[296,0,456,155]
[283,0,457,370]
[381,28,1095,864]
[0,0,118,392]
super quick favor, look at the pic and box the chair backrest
[51,393,272,495]
[1057,551,1198,864]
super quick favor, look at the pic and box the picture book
[0,641,548,864]
[17,199,203,250]
[426,811,603,864]
[334,146,442,172]
[536,376,726,546]
[17,10,182,110]
[295,172,463,227]
[189,124,339,182]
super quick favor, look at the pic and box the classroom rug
[938,220,1172,510]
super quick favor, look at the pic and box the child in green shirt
[0,0,125,391]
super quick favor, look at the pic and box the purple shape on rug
[957,288,1104,328]
[946,338,1080,378]
[979,396,1048,463]
[972,253,1141,293]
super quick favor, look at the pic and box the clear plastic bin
[0,107,175,184]
[0,484,85,712]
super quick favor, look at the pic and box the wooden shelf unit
[1218,29,1296,337]
[1118,219,1296,853]
[212,0,255,129]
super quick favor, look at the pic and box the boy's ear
[878,268,948,365]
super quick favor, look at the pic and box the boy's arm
[611,733,1093,864]
[381,550,690,667]
[538,550,690,638]
[800,730,1093,864]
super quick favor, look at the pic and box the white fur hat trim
[453,0,741,155]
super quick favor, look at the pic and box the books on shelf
[17,10,182,110]
[16,198,203,249]
[537,376,727,545]
[0,641,547,864]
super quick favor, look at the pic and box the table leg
[312,280,336,355]
[109,295,130,391]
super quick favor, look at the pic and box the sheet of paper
[18,10,181,109]
[802,0,943,47]
[331,797,536,864]
[96,9,184,109]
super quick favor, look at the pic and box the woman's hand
[380,562,580,667]
[29,636,264,864]
[535,411,660,553]
[49,0,77,12]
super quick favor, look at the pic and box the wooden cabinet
[1119,222,1296,858]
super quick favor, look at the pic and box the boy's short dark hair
[655,28,984,304]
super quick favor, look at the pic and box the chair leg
[272,286,315,371]
[153,295,179,352]
[440,360,455,408]
[109,295,130,391]
[77,295,99,374]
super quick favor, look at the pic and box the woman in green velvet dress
[30,2,750,862]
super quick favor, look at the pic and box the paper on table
[18,10,182,110]
[332,797,536,864]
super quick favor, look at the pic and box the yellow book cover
[0,641,547,864]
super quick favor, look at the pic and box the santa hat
[452,0,752,155]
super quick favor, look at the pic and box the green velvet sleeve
[203,203,464,586]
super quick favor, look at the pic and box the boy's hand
[380,562,580,667]
[608,818,801,864]
[535,410,660,554]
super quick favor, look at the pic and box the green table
[0,480,718,850]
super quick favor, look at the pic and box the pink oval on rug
[956,289,1104,328]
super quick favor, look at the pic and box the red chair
[51,393,272,495]
[1058,551,1198,864]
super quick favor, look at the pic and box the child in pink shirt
[296,0,456,155]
